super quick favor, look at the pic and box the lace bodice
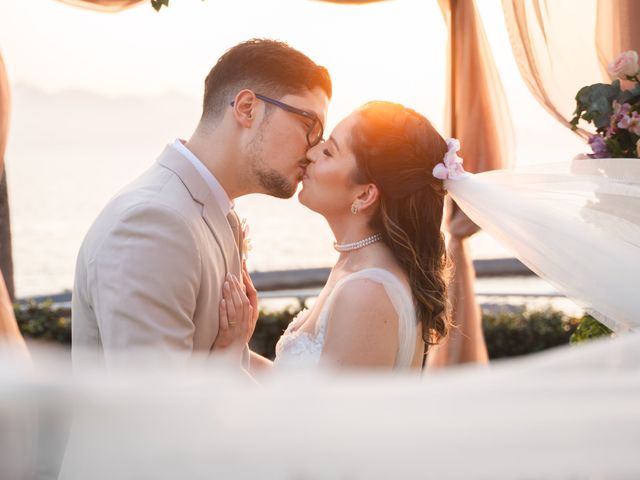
[273,268,417,370]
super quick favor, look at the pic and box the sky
[0,0,586,159]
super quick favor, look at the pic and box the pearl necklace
[333,233,383,252]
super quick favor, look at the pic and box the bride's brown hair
[350,101,451,348]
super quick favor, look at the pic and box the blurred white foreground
[1,333,639,480]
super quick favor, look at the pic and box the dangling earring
[351,203,359,214]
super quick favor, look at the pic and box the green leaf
[570,315,613,344]
[605,137,624,157]
[575,83,621,130]
[151,0,170,12]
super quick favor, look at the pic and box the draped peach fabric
[420,0,509,365]
[596,0,640,80]
[501,0,606,139]
[54,0,144,13]
[439,0,514,174]
[0,53,27,352]
[317,0,385,3]
[0,53,8,179]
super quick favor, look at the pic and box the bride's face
[299,113,362,215]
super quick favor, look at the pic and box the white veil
[1,331,639,480]
[446,156,640,333]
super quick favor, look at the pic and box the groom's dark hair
[201,39,332,121]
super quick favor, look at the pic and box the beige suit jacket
[72,145,242,366]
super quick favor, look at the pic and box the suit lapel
[157,145,241,276]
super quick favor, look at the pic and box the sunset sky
[0,0,585,158]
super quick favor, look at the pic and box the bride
[214,101,489,371]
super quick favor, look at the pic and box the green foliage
[571,81,621,130]
[482,308,581,359]
[14,300,71,344]
[570,314,614,344]
[14,301,614,360]
[150,0,206,11]
[150,0,170,11]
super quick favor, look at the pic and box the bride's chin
[297,188,308,206]
[297,186,314,209]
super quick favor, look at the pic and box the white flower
[432,137,470,180]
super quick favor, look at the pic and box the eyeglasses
[231,93,324,147]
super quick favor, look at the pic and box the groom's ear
[356,183,379,212]
[231,90,257,128]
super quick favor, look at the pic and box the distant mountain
[9,84,201,151]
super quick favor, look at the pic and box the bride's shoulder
[328,274,399,326]
[320,275,400,363]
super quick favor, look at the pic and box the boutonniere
[240,218,252,260]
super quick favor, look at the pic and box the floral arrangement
[571,50,640,158]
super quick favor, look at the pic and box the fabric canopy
[0,53,8,178]
[426,0,513,365]
[596,0,640,80]
[0,53,22,349]
[54,0,144,12]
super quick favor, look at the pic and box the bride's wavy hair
[350,101,451,347]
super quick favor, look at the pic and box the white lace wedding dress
[273,268,418,369]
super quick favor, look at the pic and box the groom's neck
[186,124,244,200]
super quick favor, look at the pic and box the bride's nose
[305,142,321,164]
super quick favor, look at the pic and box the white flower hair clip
[432,138,470,180]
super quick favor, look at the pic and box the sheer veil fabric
[446,157,640,333]
[0,330,636,480]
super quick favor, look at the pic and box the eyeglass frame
[230,93,324,147]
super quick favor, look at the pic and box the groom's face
[247,87,329,198]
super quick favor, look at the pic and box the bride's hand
[213,273,254,355]
[242,260,259,327]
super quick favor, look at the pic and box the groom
[72,39,331,367]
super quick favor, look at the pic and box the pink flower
[607,101,632,137]
[613,101,632,117]
[432,138,469,180]
[617,111,640,136]
[608,50,640,79]
[588,134,609,158]
[605,126,616,138]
